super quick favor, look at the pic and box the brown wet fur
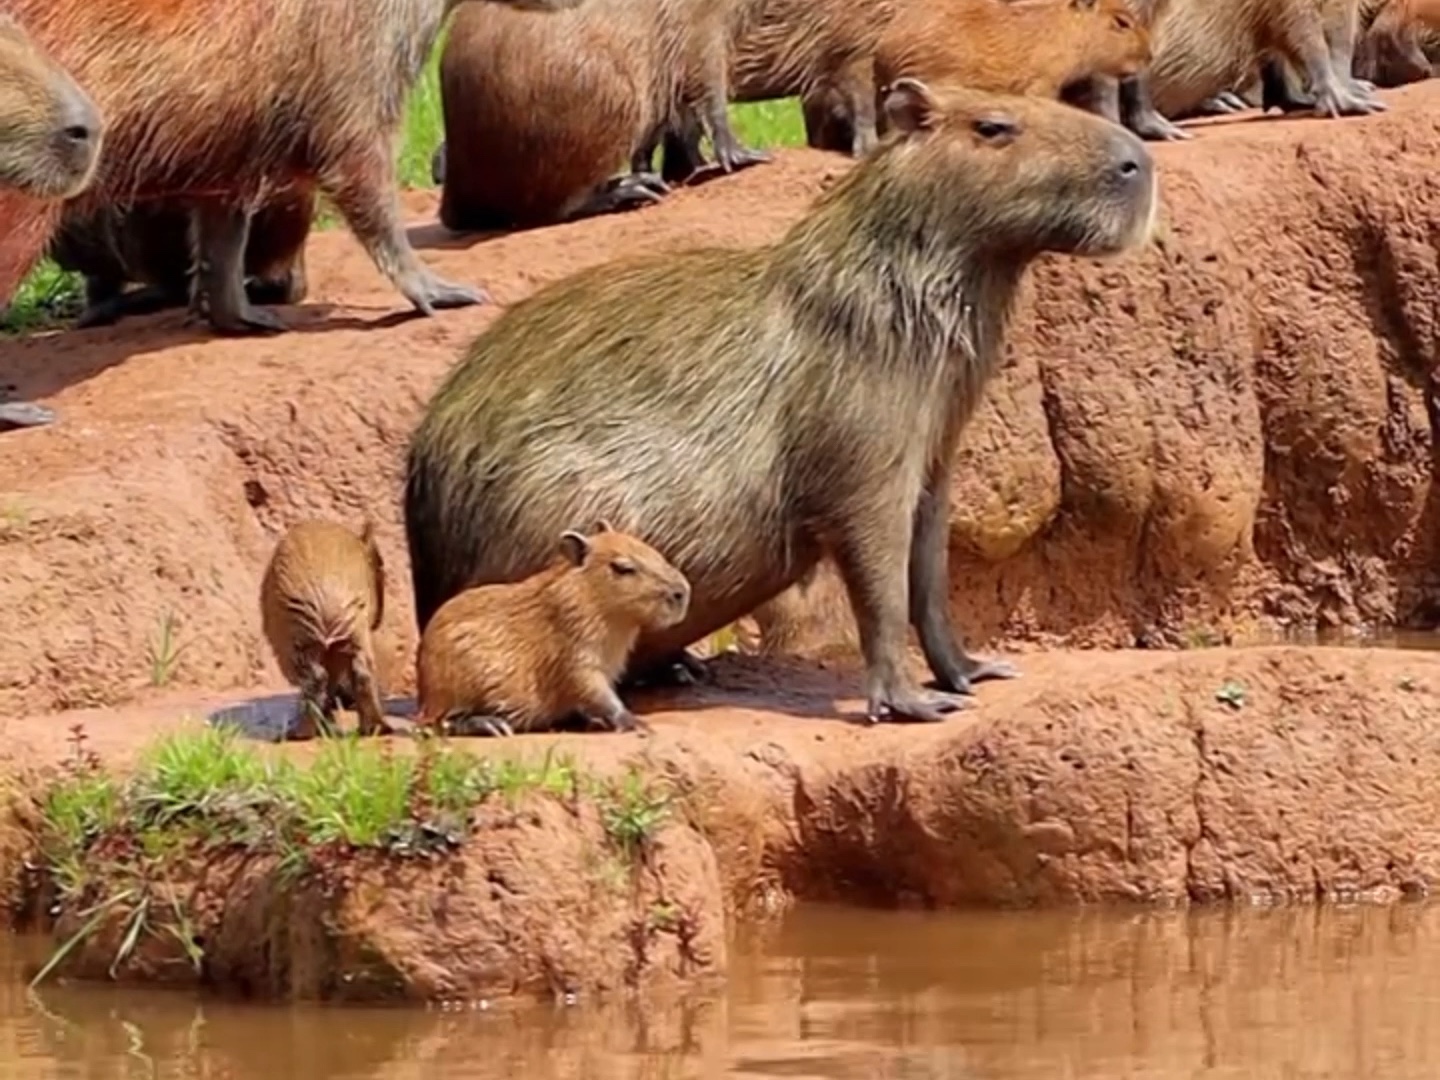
[259,517,388,740]
[437,0,763,232]
[405,81,1157,726]
[0,0,582,322]
[0,14,102,200]
[1145,0,1383,119]
[48,187,316,328]
[873,0,1153,137]
[415,522,692,736]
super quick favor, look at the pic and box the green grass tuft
[3,44,809,336]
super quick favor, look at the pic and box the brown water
[4,902,1440,1078]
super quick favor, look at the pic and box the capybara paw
[401,272,487,315]
[1353,77,1377,94]
[0,400,56,431]
[601,708,643,734]
[865,689,968,725]
[1134,114,1192,141]
[1195,94,1244,116]
[576,174,672,218]
[717,145,772,173]
[966,657,1021,684]
[210,301,288,336]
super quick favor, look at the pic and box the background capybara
[1355,0,1440,83]
[1142,0,1384,123]
[416,522,691,737]
[48,188,316,328]
[259,518,387,741]
[872,0,1153,135]
[0,14,101,198]
[404,78,1157,725]
[436,0,768,233]
[0,0,581,331]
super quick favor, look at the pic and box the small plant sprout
[1215,680,1246,710]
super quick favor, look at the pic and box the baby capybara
[404,79,1157,725]
[416,522,691,736]
[48,188,316,328]
[435,0,767,232]
[0,14,101,199]
[0,0,582,330]
[260,518,387,741]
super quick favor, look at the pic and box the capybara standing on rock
[416,522,691,737]
[0,0,582,333]
[435,0,768,232]
[1141,0,1384,124]
[260,518,388,741]
[48,188,316,328]
[0,15,101,198]
[405,80,1158,724]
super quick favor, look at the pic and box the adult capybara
[49,187,316,328]
[260,518,388,740]
[416,522,691,737]
[873,0,1153,134]
[436,0,767,232]
[404,79,1157,724]
[1355,0,1440,83]
[1140,0,1383,125]
[0,15,101,198]
[0,0,582,332]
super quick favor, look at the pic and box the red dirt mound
[6,87,1440,716]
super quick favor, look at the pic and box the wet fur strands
[0,0,582,325]
[416,522,692,737]
[260,518,388,741]
[405,80,1158,726]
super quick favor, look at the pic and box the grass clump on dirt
[31,722,673,987]
[4,52,806,332]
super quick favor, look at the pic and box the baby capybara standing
[436,0,767,232]
[0,0,581,331]
[405,79,1157,725]
[260,518,387,741]
[416,522,691,737]
[49,188,316,328]
[0,15,101,199]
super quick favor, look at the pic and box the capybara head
[558,521,691,630]
[1070,0,1153,78]
[0,16,103,199]
[871,77,1156,260]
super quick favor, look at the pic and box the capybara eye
[1113,14,1133,29]
[973,117,1018,141]
[611,559,637,576]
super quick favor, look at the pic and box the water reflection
[7,901,1440,1077]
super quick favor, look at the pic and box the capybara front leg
[908,476,1019,695]
[321,140,486,314]
[575,675,645,735]
[1293,26,1388,115]
[834,499,970,724]
[193,202,288,335]
[1119,73,1193,141]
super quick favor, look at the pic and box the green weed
[597,767,673,860]
[145,612,184,688]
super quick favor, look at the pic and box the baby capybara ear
[882,77,942,134]
[560,529,592,566]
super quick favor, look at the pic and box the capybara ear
[593,519,614,535]
[560,530,591,565]
[883,78,941,135]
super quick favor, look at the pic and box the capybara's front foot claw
[208,300,288,336]
[865,688,968,725]
[399,270,488,316]
[1195,92,1246,115]
[594,707,648,735]
[1132,111,1192,141]
[447,714,514,738]
[715,144,772,173]
[573,173,672,219]
[0,400,56,431]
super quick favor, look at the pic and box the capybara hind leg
[833,503,970,724]
[348,649,386,738]
[321,141,485,314]
[908,479,1019,695]
[1119,74,1193,141]
[568,174,672,221]
[194,203,287,335]
[290,661,335,740]
[76,283,186,329]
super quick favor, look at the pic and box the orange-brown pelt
[0,0,582,328]
[415,522,691,737]
[874,0,1153,130]
[259,518,388,741]
[0,14,101,199]
[435,0,768,233]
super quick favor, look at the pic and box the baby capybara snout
[0,18,103,199]
[910,84,1157,257]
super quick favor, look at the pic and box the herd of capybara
[0,0,1436,738]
